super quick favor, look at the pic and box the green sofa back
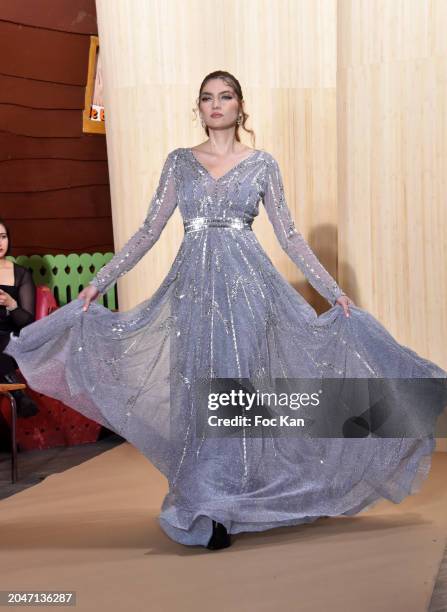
[7,253,118,310]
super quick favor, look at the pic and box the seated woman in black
[0,219,38,417]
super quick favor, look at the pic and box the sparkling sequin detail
[184,216,253,233]
[4,146,446,549]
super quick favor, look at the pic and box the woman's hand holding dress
[78,284,99,312]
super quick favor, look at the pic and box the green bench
[7,253,118,310]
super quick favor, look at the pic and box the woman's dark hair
[0,218,11,256]
[194,70,256,146]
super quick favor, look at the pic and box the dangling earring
[200,116,206,128]
[236,114,242,125]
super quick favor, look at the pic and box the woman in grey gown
[5,70,447,550]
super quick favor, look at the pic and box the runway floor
[0,443,446,612]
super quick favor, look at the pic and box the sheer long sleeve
[89,149,179,296]
[9,268,35,329]
[262,155,345,306]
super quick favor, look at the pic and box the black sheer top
[0,263,36,335]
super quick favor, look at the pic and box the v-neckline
[187,147,259,183]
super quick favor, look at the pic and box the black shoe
[206,520,232,550]
[0,371,39,418]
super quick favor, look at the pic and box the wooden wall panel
[0,133,107,160]
[0,75,84,109]
[0,159,109,192]
[0,1,113,256]
[6,218,113,253]
[0,0,97,34]
[337,0,447,371]
[0,106,89,138]
[0,186,111,220]
[0,21,90,84]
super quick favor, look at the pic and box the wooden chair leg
[0,385,26,484]
[7,392,18,483]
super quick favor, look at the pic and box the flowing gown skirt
[5,228,447,546]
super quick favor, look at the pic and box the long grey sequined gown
[5,147,447,546]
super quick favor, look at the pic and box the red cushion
[35,285,58,320]
[1,285,103,450]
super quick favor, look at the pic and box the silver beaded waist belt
[183,216,253,233]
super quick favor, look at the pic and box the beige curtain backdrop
[95,0,447,447]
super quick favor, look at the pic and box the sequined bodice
[89,147,345,306]
[177,148,263,224]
